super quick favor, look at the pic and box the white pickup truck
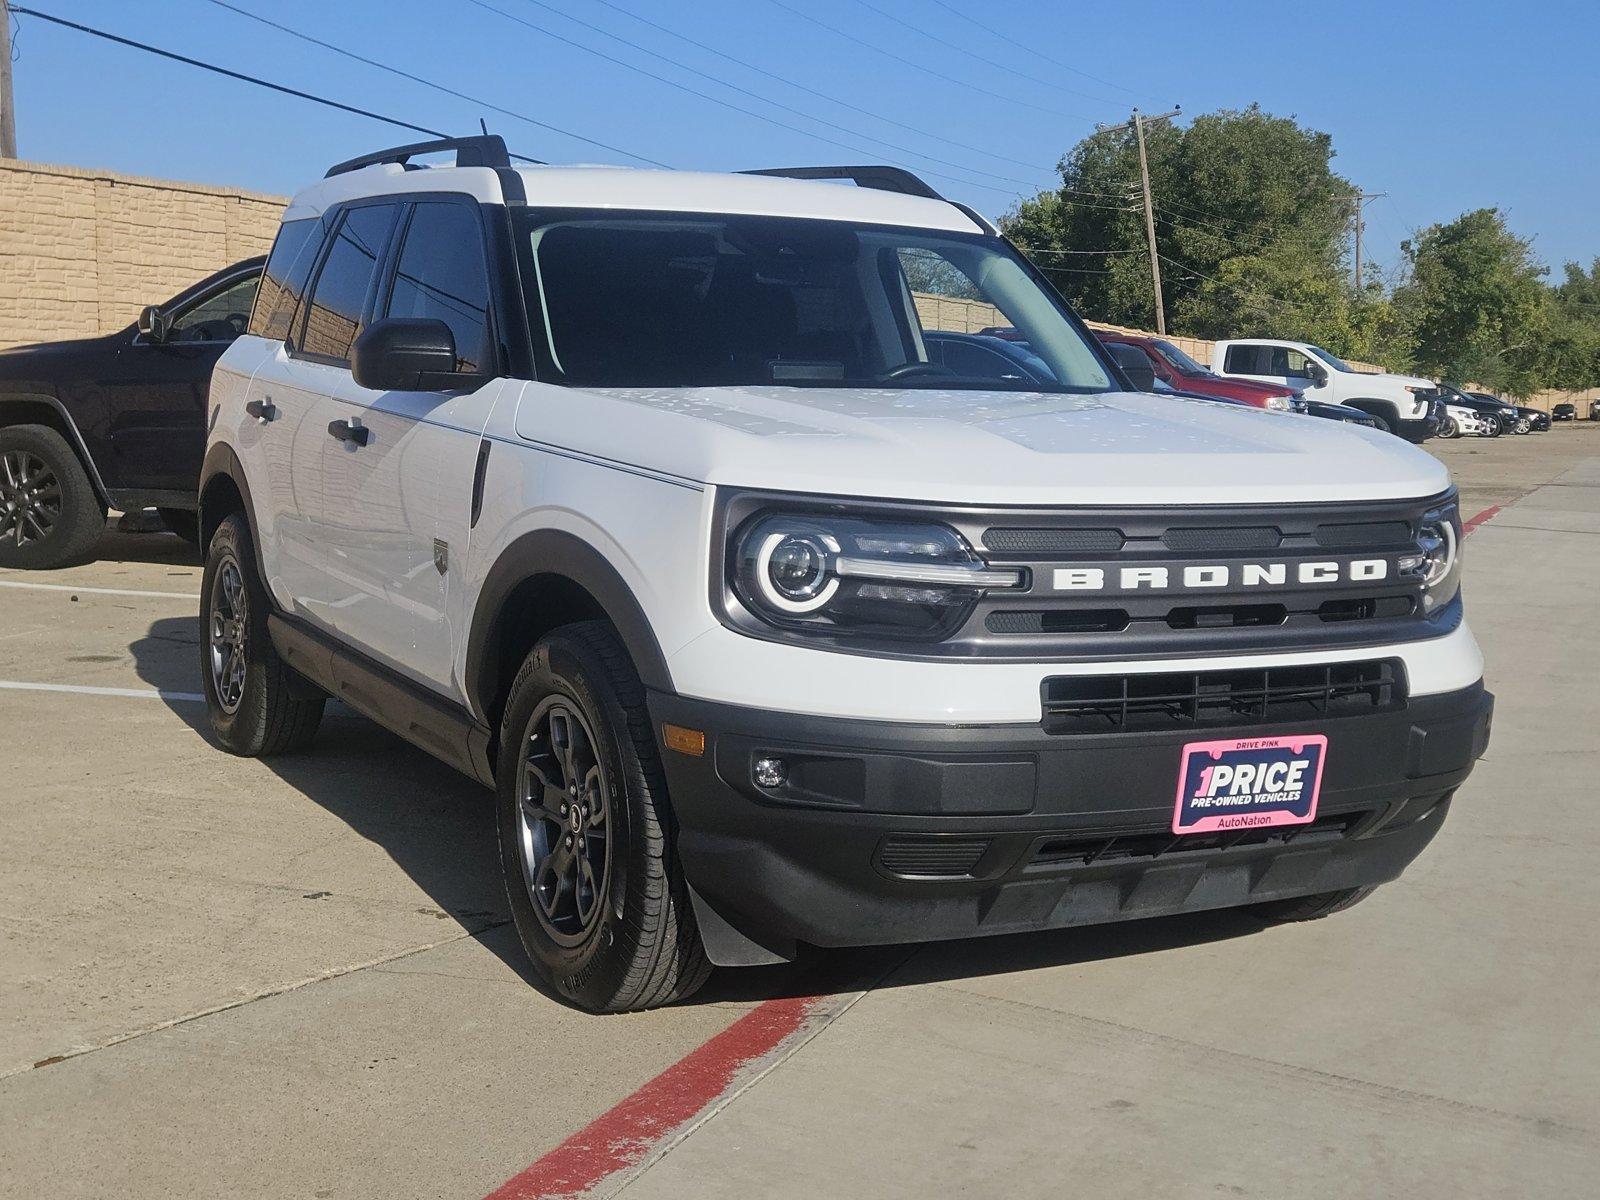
[1211,339,1441,442]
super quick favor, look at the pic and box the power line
[587,0,1053,174]
[763,0,1096,122]
[200,0,663,166]
[463,0,1022,199]
[11,5,449,140]
[849,0,1120,105]
[504,0,1041,190]
[924,0,1136,96]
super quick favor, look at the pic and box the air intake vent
[1316,521,1413,548]
[1030,810,1367,868]
[982,528,1124,557]
[1041,660,1405,734]
[1161,526,1281,552]
[877,838,990,878]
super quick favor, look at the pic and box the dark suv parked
[0,258,262,567]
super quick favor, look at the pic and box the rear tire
[200,512,324,755]
[1250,886,1375,923]
[1436,416,1459,439]
[0,424,105,569]
[497,620,710,1012]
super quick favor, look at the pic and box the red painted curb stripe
[1463,504,1502,536]
[485,993,824,1200]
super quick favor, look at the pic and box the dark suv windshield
[518,212,1113,393]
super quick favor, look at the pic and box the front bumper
[651,682,1492,962]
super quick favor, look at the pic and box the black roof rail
[325,134,511,179]
[741,165,944,201]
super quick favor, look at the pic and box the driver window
[167,276,259,343]
[1282,348,1314,380]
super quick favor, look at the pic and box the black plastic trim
[325,134,511,178]
[465,528,675,723]
[269,612,495,786]
[0,392,110,506]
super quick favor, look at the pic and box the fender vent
[878,838,990,878]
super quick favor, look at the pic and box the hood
[515,384,1450,506]
[1186,373,1295,400]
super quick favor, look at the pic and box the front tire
[200,513,324,755]
[0,424,105,569]
[1514,417,1531,435]
[497,621,710,1012]
[1366,413,1393,435]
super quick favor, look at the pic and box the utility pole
[1097,107,1181,334]
[0,0,17,158]
[1348,190,1385,292]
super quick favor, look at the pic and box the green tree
[1002,106,1368,349]
[1389,209,1550,394]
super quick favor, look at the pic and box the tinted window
[1224,344,1269,374]
[249,218,325,341]
[385,202,492,373]
[300,204,398,361]
[941,338,1024,379]
[170,275,258,343]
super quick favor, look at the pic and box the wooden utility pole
[1349,190,1386,292]
[0,0,17,158]
[1097,107,1181,334]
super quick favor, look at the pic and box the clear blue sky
[10,0,1598,281]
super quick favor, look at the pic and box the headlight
[731,512,1024,641]
[1398,502,1461,616]
[1263,395,1291,411]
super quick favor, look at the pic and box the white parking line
[0,580,200,601]
[0,680,205,703]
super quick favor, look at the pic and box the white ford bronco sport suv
[1211,338,1443,442]
[200,137,1492,1012]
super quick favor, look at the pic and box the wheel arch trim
[198,442,269,586]
[465,528,675,725]
[0,392,110,506]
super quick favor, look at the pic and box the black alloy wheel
[516,697,612,945]
[0,448,60,550]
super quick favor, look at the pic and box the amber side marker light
[662,724,706,757]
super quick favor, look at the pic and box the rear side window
[1224,344,1269,374]
[384,202,492,373]
[300,204,399,362]
[249,218,325,341]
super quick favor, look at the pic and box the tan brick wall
[0,159,285,350]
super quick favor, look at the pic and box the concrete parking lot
[2,425,1598,1198]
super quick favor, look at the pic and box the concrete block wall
[0,159,283,350]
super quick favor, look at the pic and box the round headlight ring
[754,531,839,613]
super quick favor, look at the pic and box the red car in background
[1095,332,1298,410]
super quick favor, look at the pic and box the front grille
[1162,526,1281,552]
[1315,521,1412,548]
[1029,810,1367,868]
[982,527,1124,557]
[878,838,990,878]
[1041,659,1405,734]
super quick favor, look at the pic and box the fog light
[753,757,787,789]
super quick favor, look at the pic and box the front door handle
[327,418,370,447]
[245,398,277,423]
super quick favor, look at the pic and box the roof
[283,162,985,234]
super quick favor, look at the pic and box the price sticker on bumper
[1173,735,1327,835]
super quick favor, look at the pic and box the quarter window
[384,202,492,373]
[300,204,399,362]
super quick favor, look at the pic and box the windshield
[1152,339,1210,376]
[1306,345,1356,372]
[519,212,1113,393]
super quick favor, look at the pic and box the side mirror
[1106,343,1157,392]
[352,318,480,392]
[1309,364,1329,388]
[138,305,170,344]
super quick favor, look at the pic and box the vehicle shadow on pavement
[131,614,1266,1011]
[129,615,550,994]
[91,527,204,568]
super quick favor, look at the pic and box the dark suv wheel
[497,620,710,1012]
[200,513,324,755]
[0,424,106,569]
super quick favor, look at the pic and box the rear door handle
[245,399,277,423]
[327,418,370,447]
